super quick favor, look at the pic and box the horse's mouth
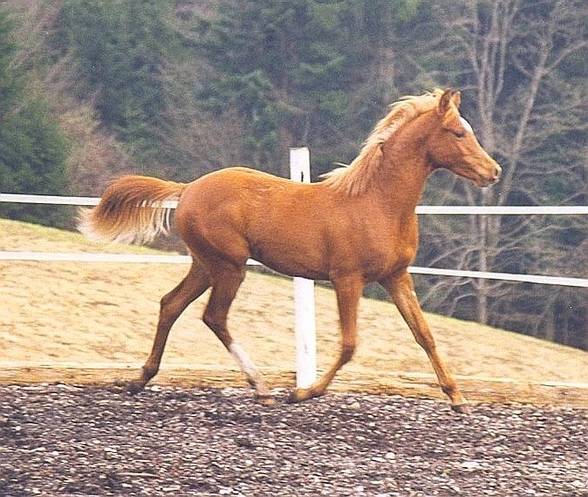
[452,163,500,188]
[475,174,500,188]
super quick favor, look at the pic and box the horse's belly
[248,230,330,280]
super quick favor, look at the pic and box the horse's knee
[159,297,173,319]
[160,293,172,309]
[160,283,183,310]
[341,342,355,364]
[159,291,184,324]
[159,309,180,333]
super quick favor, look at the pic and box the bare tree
[409,0,587,345]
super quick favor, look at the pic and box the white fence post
[289,147,317,388]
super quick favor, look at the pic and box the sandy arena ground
[2,218,588,394]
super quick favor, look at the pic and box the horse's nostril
[495,164,502,178]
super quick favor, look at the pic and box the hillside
[1,0,586,353]
[1,218,587,389]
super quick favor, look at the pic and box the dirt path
[1,384,586,497]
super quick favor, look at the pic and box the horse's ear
[437,88,454,115]
[451,90,461,109]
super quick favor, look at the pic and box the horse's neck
[377,140,431,215]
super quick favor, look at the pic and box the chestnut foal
[80,88,501,413]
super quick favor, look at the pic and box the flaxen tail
[78,175,187,244]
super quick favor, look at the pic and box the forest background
[0,0,586,349]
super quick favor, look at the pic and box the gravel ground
[0,385,587,497]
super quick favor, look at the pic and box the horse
[79,88,501,413]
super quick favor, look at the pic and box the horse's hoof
[108,381,126,394]
[125,381,146,396]
[451,403,472,415]
[288,387,318,403]
[256,395,276,407]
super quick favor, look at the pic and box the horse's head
[426,88,501,187]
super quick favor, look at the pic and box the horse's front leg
[289,275,363,402]
[380,270,470,414]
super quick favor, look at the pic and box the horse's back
[177,166,298,220]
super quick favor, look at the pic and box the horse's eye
[452,129,466,139]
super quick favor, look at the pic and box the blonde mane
[322,89,444,196]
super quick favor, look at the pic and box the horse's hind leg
[124,261,211,394]
[202,266,273,405]
[380,270,470,414]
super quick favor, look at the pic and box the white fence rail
[0,252,586,288]
[3,193,588,215]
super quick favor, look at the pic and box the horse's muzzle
[479,163,501,187]
[490,163,502,184]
